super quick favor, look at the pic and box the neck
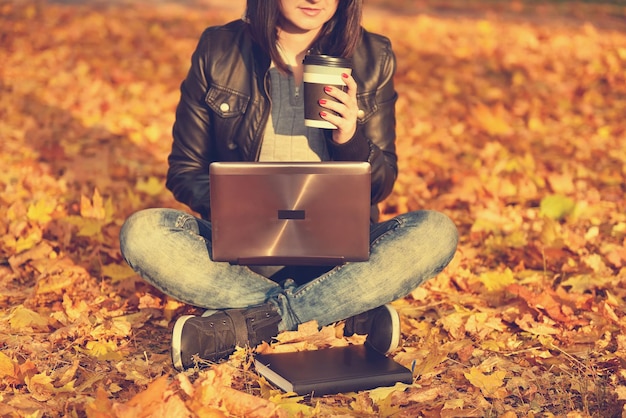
[277,30,318,84]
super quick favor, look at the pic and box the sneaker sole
[171,315,195,371]
[383,304,401,354]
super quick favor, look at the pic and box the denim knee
[119,208,165,265]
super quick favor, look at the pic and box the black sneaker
[343,304,401,354]
[171,304,281,371]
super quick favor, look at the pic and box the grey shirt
[258,67,329,162]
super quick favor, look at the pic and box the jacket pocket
[205,84,250,118]
[356,92,377,123]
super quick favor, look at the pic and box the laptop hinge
[235,256,348,266]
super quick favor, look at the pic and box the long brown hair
[246,0,363,73]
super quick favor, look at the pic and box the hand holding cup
[303,55,358,144]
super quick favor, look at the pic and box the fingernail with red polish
[319,99,327,105]
[342,73,349,78]
[320,111,328,117]
[324,86,332,93]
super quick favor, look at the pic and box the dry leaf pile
[1,0,625,416]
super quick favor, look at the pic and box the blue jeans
[119,208,458,332]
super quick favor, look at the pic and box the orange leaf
[507,284,578,325]
[85,386,115,418]
[112,375,170,417]
[471,103,513,136]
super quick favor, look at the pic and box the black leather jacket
[166,19,398,222]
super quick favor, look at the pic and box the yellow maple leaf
[271,392,318,417]
[26,372,76,403]
[368,382,414,402]
[411,330,451,377]
[14,228,43,253]
[65,215,103,238]
[464,367,507,397]
[83,341,124,361]
[9,306,49,331]
[479,268,515,292]
[26,372,56,402]
[27,198,57,224]
[135,176,165,196]
[78,218,104,238]
[80,188,106,220]
[0,352,16,379]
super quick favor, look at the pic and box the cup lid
[303,54,351,68]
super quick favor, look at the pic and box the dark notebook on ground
[209,161,371,266]
[254,345,413,396]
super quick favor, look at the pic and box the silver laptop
[209,161,371,265]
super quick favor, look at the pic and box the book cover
[254,344,413,396]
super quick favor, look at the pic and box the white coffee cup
[303,55,352,129]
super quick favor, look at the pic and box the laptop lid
[209,161,371,266]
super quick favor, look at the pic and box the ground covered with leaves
[1,0,626,416]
